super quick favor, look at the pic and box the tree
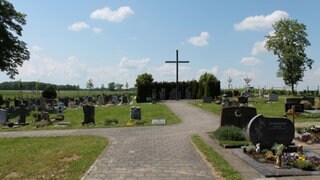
[135,73,153,87]
[101,84,105,90]
[115,83,123,90]
[0,0,30,78]
[198,72,218,98]
[265,18,314,95]
[125,82,129,90]
[86,78,94,90]
[108,82,115,91]
[42,86,57,99]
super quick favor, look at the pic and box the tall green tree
[108,82,115,91]
[265,18,314,94]
[86,78,94,90]
[135,73,153,87]
[0,0,30,78]
[198,72,218,98]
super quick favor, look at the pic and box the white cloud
[241,57,261,66]
[198,66,219,76]
[314,68,320,76]
[92,27,102,33]
[224,68,256,79]
[251,40,268,55]
[68,22,90,31]
[119,57,149,70]
[188,32,210,46]
[234,10,289,31]
[90,6,134,22]
[31,45,42,52]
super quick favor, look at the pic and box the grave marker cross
[165,50,189,100]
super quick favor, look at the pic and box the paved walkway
[0,101,220,180]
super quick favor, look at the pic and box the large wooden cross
[165,50,189,100]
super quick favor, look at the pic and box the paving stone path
[0,100,220,179]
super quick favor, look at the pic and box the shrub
[213,126,246,141]
[42,86,57,99]
[296,160,316,171]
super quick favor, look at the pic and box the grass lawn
[189,97,320,123]
[0,136,108,179]
[2,102,180,131]
[191,135,243,180]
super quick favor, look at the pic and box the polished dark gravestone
[83,105,95,124]
[247,114,294,148]
[18,104,28,125]
[238,96,248,104]
[220,106,257,129]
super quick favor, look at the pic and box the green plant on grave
[213,126,246,141]
[271,143,285,156]
[245,145,256,154]
[296,160,316,171]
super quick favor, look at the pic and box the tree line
[0,81,79,90]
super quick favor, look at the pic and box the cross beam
[165,50,189,100]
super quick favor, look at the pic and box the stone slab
[233,148,320,177]
[152,119,166,125]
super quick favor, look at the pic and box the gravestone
[0,109,8,125]
[19,104,28,125]
[122,96,129,104]
[98,95,104,105]
[220,106,257,129]
[247,114,295,148]
[4,100,10,109]
[57,102,64,115]
[302,96,315,106]
[130,106,141,121]
[152,119,166,125]
[185,88,192,99]
[203,96,213,103]
[83,105,95,124]
[268,93,278,102]
[39,98,47,111]
[238,96,248,105]
[160,88,166,100]
[112,96,120,104]
[152,89,157,103]
[285,98,304,112]
[14,99,22,108]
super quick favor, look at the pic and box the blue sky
[2,0,320,90]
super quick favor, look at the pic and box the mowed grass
[0,136,108,179]
[2,102,180,131]
[191,135,243,180]
[189,97,320,122]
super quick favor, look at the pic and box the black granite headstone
[247,114,295,148]
[19,104,27,124]
[83,105,95,124]
[238,96,248,104]
[220,106,257,129]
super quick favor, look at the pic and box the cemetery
[2,0,320,179]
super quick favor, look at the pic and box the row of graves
[217,95,320,176]
[0,94,132,128]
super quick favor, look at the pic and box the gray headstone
[220,106,257,129]
[268,93,278,102]
[130,106,141,120]
[0,109,8,125]
[247,114,295,148]
[160,88,166,100]
[185,88,192,99]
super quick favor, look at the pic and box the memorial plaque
[220,106,257,129]
[247,114,294,148]
[152,119,166,125]
[268,93,278,102]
